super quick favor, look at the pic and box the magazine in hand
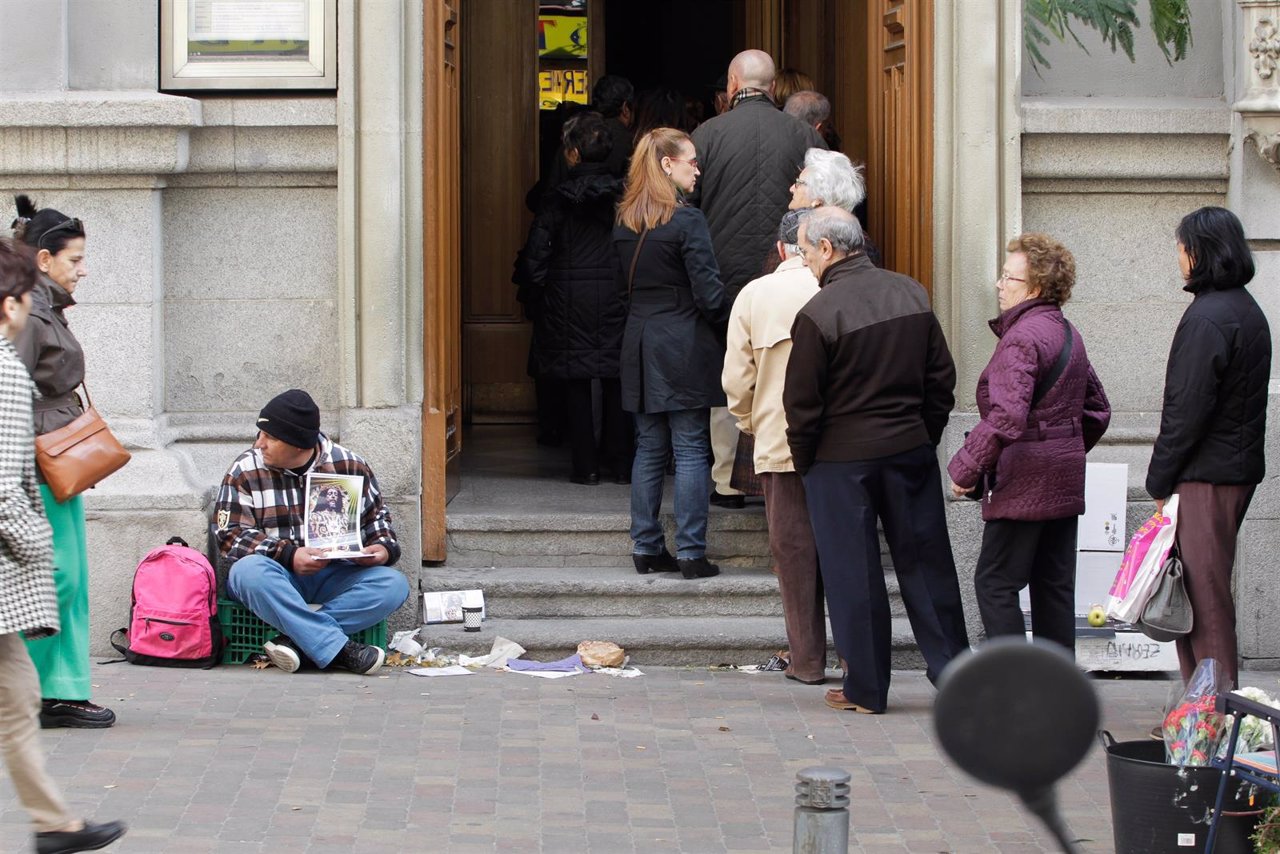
[304,473,366,558]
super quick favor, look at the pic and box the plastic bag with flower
[1163,657,1232,766]
[1215,686,1280,760]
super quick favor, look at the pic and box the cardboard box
[1016,549,1122,616]
[1079,462,1127,552]
[1076,630,1179,672]
[1074,549,1123,615]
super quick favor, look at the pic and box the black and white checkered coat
[0,336,57,639]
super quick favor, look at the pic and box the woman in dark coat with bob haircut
[948,233,1111,653]
[614,127,728,580]
[1147,206,1271,688]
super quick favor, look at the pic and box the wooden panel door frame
[866,0,933,292]
[422,0,463,562]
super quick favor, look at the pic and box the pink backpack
[110,537,224,668]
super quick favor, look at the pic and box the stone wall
[0,1,425,654]
[1013,1,1280,666]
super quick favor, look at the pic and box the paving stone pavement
[3,661,1273,853]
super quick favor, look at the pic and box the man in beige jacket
[721,210,827,684]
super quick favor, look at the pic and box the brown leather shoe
[824,689,881,714]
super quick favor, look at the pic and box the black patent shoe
[570,472,600,485]
[35,819,127,854]
[632,550,679,575]
[40,700,116,729]
[678,557,721,579]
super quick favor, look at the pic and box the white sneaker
[263,635,302,673]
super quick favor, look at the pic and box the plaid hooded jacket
[0,336,58,639]
[214,434,400,570]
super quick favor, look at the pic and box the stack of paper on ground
[422,589,485,623]
[504,654,586,678]
[390,630,642,678]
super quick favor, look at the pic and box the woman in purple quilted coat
[947,234,1111,653]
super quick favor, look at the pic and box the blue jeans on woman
[630,408,711,560]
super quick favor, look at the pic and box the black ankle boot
[632,550,678,575]
[678,557,720,579]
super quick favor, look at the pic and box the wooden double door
[420,0,933,560]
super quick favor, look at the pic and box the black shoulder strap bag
[964,316,1074,501]
[627,229,649,296]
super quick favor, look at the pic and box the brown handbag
[35,386,131,502]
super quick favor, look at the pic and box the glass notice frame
[160,0,337,92]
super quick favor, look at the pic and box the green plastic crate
[217,598,387,665]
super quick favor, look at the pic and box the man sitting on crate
[215,389,409,675]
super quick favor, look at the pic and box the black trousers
[802,444,970,713]
[564,378,633,479]
[974,516,1078,653]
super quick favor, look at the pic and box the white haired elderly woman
[788,149,880,266]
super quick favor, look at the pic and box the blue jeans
[227,554,410,668]
[631,408,711,560]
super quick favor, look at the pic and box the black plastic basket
[1102,731,1262,854]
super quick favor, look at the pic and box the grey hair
[784,91,830,127]
[777,209,809,245]
[802,148,866,213]
[803,207,864,255]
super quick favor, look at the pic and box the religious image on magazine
[304,473,364,557]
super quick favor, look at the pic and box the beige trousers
[0,631,74,832]
[710,406,743,496]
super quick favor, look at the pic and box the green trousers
[23,487,90,702]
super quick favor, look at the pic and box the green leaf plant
[1024,0,1192,75]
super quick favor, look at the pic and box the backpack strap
[627,229,650,297]
[108,628,133,662]
[1030,315,1074,409]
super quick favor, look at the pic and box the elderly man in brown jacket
[784,207,968,716]
[722,210,827,684]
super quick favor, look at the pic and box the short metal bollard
[793,766,851,854]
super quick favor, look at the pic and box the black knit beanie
[256,389,320,449]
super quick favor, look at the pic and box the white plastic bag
[1106,494,1179,624]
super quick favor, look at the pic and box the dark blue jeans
[630,408,711,560]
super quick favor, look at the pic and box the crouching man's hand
[292,547,330,575]
[352,544,390,567]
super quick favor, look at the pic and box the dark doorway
[604,0,735,120]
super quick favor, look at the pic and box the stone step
[419,565,906,619]
[414,615,926,669]
[445,507,772,568]
[444,507,891,569]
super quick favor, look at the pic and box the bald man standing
[691,49,825,508]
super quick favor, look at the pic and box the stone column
[1230,1,1280,667]
[336,0,426,571]
[933,0,1023,641]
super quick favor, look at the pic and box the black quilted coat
[690,94,825,299]
[516,164,627,380]
[1146,281,1272,499]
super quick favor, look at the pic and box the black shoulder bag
[627,229,649,296]
[964,316,1074,501]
